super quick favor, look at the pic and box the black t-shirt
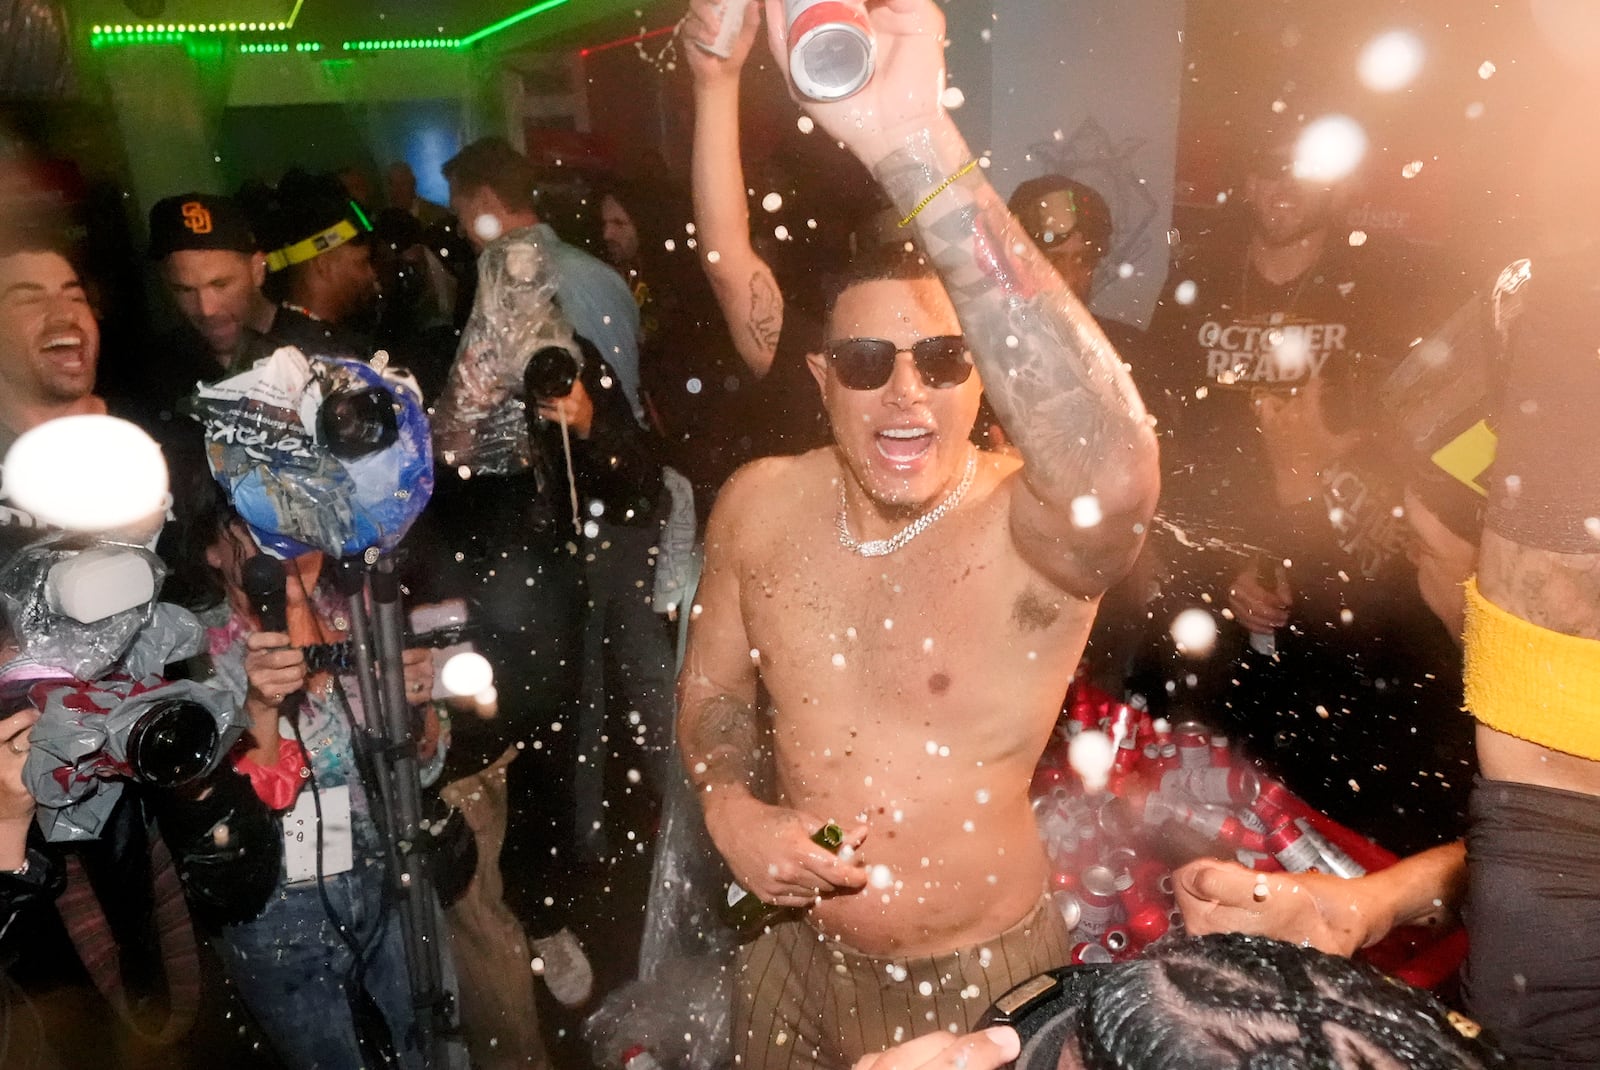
[1140,238,1475,852]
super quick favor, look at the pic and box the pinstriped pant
[733,895,1073,1070]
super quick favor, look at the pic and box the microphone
[241,554,289,633]
[240,554,302,717]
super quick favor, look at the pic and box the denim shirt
[532,222,645,421]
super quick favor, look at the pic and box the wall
[983,0,1186,327]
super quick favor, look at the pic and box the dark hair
[822,248,943,328]
[442,137,538,215]
[0,223,80,270]
[1062,934,1509,1070]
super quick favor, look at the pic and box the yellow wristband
[898,159,980,228]
[1463,575,1600,759]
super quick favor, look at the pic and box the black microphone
[240,554,301,716]
[242,554,289,633]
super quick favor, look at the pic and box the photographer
[166,474,464,1070]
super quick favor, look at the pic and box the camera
[318,382,400,460]
[523,344,582,400]
[0,536,246,840]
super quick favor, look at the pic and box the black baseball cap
[259,169,372,273]
[148,193,258,260]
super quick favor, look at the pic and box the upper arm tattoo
[1480,533,1600,640]
[680,691,764,790]
[745,268,782,360]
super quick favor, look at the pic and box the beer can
[1265,820,1328,873]
[1126,903,1170,946]
[1076,865,1121,937]
[784,0,876,101]
[1294,819,1368,878]
[1052,890,1083,931]
[695,0,748,58]
[1071,941,1113,965]
[1209,734,1232,766]
[1159,766,1260,808]
[1174,721,1211,769]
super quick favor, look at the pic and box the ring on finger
[8,741,27,755]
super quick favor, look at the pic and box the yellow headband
[266,219,360,273]
[1464,575,1600,759]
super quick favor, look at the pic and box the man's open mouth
[876,427,934,464]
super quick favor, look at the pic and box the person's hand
[535,378,595,438]
[0,709,40,825]
[1173,858,1378,957]
[418,703,443,763]
[704,791,870,906]
[684,0,762,86]
[402,647,435,707]
[854,1027,1021,1070]
[761,0,951,168]
[1226,561,1290,635]
[244,632,306,718]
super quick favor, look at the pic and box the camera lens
[318,385,400,461]
[125,699,221,787]
[523,346,581,400]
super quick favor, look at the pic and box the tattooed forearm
[680,691,764,790]
[1479,531,1600,640]
[745,268,782,369]
[874,142,1155,505]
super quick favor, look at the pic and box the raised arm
[677,463,868,905]
[761,0,1157,596]
[684,0,784,378]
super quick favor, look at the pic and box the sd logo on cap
[181,201,214,235]
[148,192,256,260]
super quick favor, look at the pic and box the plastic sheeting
[191,347,434,560]
[432,227,583,476]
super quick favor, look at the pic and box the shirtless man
[676,1,1159,1063]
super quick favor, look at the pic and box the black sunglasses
[825,335,974,390]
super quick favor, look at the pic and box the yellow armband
[1463,576,1600,759]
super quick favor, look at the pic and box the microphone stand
[335,553,452,1068]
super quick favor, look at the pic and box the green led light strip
[342,38,462,51]
[90,1,302,44]
[458,0,571,47]
[93,0,571,52]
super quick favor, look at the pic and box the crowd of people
[0,0,1596,1068]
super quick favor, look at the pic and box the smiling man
[675,2,1158,1065]
[0,229,107,554]
[0,230,103,449]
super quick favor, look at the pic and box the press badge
[283,783,354,885]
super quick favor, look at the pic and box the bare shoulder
[704,449,839,547]
[1479,530,1600,641]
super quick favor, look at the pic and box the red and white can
[1071,941,1113,965]
[1294,819,1368,878]
[785,0,876,101]
[1173,721,1211,769]
[694,0,749,58]
[1265,820,1329,873]
[1209,733,1232,766]
[1159,766,1260,808]
[1076,865,1121,937]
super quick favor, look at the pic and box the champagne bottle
[722,821,844,939]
